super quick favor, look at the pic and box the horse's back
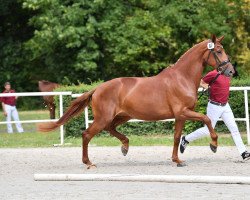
[92,77,139,104]
[38,80,59,92]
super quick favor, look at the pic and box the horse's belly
[122,99,174,121]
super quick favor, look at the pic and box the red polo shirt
[0,90,16,106]
[203,70,230,104]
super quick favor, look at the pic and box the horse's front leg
[181,109,218,152]
[172,119,186,166]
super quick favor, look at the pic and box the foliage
[0,0,34,91]
[0,0,249,109]
[17,0,250,87]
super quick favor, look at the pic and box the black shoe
[180,136,189,154]
[241,151,250,161]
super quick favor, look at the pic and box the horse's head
[204,35,234,77]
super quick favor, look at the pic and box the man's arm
[2,102,7,116]
[200,79,209,89]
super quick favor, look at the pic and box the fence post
[84,107,89,129]
[244,90,250,145]
[59,94,64,145]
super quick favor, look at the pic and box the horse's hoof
[87,164,97,169]
[177,162,187,167]
[210,143,217,153]
[121,146,128,156]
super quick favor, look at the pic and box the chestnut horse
[38,80,60,119]
[38,35,234,168]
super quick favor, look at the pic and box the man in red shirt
[1,82,24,133]
[180,70,250,161]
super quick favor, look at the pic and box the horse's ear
[218,35,225,42]
[211,34,216,43]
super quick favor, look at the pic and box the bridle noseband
[206,44,231,74]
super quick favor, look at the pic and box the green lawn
[0,131,248,148]
[0,109,52,133]
[0,110,248,148]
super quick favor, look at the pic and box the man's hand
[200,79,209,89]
[3,111,7,117]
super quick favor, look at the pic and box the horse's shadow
[92,156,238,168]
[94,160,173,167]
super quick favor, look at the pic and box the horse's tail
[37,89,96,132]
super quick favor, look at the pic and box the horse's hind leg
[82,120,108,169]
[105,116,131,156]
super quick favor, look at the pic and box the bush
[55,78,250,137]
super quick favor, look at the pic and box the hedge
[55,78,250,137]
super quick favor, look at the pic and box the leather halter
[206,48,231,73]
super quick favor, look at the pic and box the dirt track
[1,146,250,200]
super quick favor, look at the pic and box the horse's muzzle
[223,67,234,77]
[218,63,234,77]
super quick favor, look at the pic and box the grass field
[0,131,248,148]
[0,109,53,133]
[0,110,248,148]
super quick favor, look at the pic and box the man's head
[4,82,11,91]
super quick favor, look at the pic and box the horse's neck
[172,42,206,88]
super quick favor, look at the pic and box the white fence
[0,87,249,145]
[0,92,72,145]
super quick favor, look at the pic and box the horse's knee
[82,132,92,143]
[174,135,181,144]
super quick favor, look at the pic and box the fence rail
[0,87,249,145]
[0,92,72,145]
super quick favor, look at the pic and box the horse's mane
[158,39,208,75]
[175,40,207,64]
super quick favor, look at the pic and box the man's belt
[5,104,16,107]
[209,100,227,107]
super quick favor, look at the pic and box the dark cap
[4,82,11,86]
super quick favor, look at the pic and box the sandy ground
[1,146,250,200]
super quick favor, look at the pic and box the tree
[1,0,249,93]
[0,0,34,91]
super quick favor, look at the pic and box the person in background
[1,82,24,133]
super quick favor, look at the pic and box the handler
[1,82,24,133]
[180,70,250,161]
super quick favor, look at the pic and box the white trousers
[185,102,246,155]
[5,105,24,133]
